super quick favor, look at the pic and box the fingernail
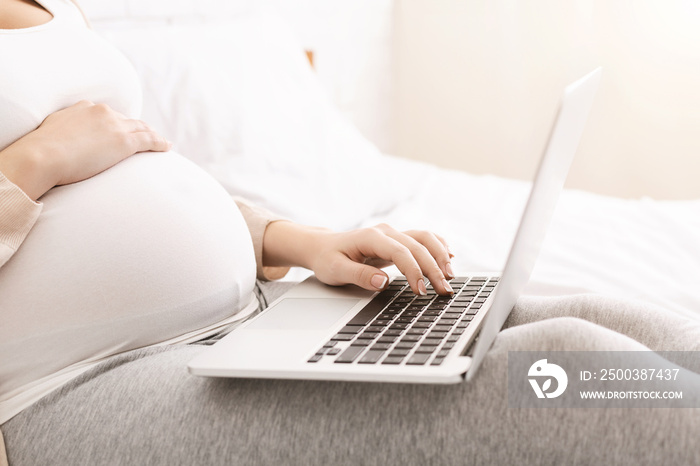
[417,278,428,296]
[442,279,454,294]
[445,262,455,279]
[447,245,455,258]
[371,274,388,290]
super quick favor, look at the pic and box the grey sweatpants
[4,282,700,466]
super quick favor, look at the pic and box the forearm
[262,221,330,270]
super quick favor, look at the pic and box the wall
[394,0,700,199]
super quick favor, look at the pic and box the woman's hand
[0,100,171,201]
[263,222,456,295]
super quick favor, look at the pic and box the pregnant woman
[1,1,700,465]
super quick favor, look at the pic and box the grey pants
[4,282,700,466]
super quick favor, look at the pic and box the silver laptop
[189,68,602,384]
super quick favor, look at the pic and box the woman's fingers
[326,253,390,292]
[350,228,428,295]
[404,229,455,280]
[129,129,172,154]
[375,225,453,295]
[125,119,153,133]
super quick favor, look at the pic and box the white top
[0,0,258,423]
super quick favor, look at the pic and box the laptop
[188,68,602,384]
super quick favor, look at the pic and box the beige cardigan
[0,170,288,465]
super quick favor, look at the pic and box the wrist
[0,135,58,201]
[262,221,332,270]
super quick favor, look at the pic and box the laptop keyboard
[308,276,498,367]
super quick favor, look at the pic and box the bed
[95,11,699,324]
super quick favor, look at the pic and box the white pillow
[100,13,432,230]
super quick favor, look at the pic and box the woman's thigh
[506,294,700,352]
[4,316,699,466]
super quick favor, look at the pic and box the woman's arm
[263,221,456,296]
[0,100,171,201]
[0,100,171,268]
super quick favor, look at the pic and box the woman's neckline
[0,0,57,34]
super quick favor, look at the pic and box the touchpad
[247,298,360,331]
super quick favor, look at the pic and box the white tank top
[0,0,257,422]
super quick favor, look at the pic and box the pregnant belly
[0,152,256,394]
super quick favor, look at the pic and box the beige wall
[394,0,700,199]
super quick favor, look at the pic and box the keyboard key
[372,319,392,327]
[390,323,410,330]
[327,347,341,355]
[415,345,437,353]
[359,350,385,364]
[428,304,448,311]
[452,328,466,335]
[358,332,379,340]
[437,349,451,358]
[433,325,453,332]
[338,325,363,334]
[430,358,445,366]
[438,319,458,326]
[396,341,417,349]
[407,328,427,335]
[407,353,431,365]
[389,348,410,357]
[347,293,394,326]
[323,341,337,348]
[378,335,399,343]
[371,343,392,351]
[384,329,403,337]
[427,331,448,339]
[401,334,422,342]
[420,339,440,347]
[352,339,371,347]
[308,354,323,363]
[331,333,354,341]
[335,346,365,363]
[382,356,404,365]
[411,322,432,328]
